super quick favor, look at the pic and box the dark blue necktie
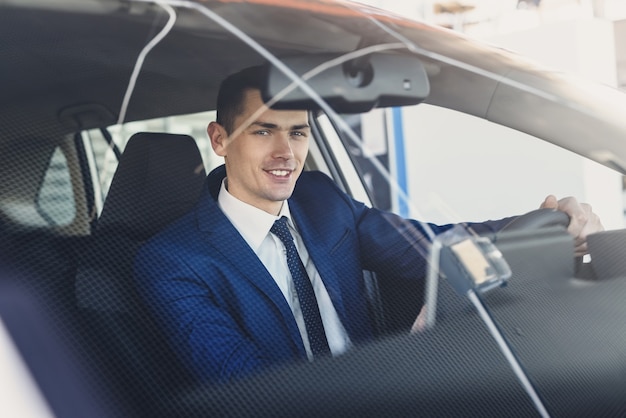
[271,216,330,357]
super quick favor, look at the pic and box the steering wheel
[497,207,592,277]
[499,208,570,233]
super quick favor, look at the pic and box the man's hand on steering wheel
[540,194,604,257]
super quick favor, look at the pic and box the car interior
[3,1,626,417]
[74,132,207,415]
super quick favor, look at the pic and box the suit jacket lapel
[289,198,349,327]
[194,187,304,351]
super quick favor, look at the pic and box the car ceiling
[0,0,364,139]
[2,0,626,174]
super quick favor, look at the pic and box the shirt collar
[217,178,294,251]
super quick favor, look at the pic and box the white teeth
[269,170,290,177]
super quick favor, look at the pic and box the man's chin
[267,188,295,203]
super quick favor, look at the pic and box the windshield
[2,1,626,417]
[113,0,626,413]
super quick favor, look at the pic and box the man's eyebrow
[250,121,310,130]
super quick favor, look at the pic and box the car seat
[74,132,207,417]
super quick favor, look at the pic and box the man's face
[209,89,310,215]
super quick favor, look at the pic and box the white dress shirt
[217,179,351,359]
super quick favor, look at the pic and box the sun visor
[262,52,430,113]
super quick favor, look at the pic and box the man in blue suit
[134,66,603,384]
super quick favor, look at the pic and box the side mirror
[262,52,430,113]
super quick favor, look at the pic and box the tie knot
[270,216,294,245]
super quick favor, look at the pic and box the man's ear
[208,121,228,157]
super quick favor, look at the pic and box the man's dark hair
[216,65,266,134]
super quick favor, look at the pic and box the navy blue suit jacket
[134,166,508,383]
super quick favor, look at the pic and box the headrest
[96,132,206,241]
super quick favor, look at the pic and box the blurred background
[354,0,626,229]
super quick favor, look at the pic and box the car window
[36,147,76,227]
[333,110,392,211]
[335,103,625,230]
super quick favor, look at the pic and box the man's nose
[272,133,294,159]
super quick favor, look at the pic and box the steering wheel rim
[499,208,570,233]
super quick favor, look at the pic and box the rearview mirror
[262,52,430,113]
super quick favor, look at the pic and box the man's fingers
[564,200,586,238]
[538,195,605,256]
[540,194,558,209]
[574,242,589,258]
[554,199,603,256]
[573,205,603,256]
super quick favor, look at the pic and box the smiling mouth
[266,169,292,178]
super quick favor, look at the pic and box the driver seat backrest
[74,132,207,416]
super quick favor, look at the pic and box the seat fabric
[75,132,207,416]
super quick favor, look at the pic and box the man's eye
[291,131,306,137]
[254,130,270,136]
